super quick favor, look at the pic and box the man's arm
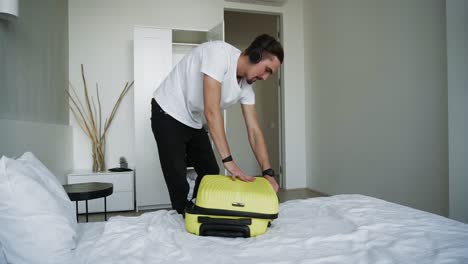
[241,104,279,192]
[203,74,255,182]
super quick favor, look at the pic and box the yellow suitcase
[185,175,279,238]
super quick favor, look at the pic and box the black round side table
[63,182,113,222]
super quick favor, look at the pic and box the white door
[276,15,284,188]
[134,26,172,208]
[206,22,227,175]
[223,12,282,181]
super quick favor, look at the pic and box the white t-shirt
[153,41,255,129]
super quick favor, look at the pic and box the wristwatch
[222,155,233,163]
[262,168,275,177]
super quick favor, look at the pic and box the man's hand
[224,161,256,182]
[264,175,279,192]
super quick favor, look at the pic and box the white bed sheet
[73,195,468,264]
[73,222,105,261]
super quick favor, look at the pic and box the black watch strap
[222,155,233,163]
[262,168,275,177]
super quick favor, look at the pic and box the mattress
[73,195,468,264]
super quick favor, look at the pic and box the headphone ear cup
[249,48,262,64]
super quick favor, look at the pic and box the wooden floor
[78,188,327,223]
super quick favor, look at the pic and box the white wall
[69,0,308,190]
[0,119,73,184]
[447,0,468,223]
[304,0,449,216]
[0,0,71,183]
[0,0,68,125]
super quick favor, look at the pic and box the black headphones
[248,37,276,64]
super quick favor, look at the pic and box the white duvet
[74,195,468,264]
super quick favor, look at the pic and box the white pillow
[0,154,77,264]
[16,152,77,225]
[0,244,6,264]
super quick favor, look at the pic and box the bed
[71,194,468,264]
[1,153,467,264]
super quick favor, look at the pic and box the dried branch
[80,64,98,139]
[101,81,134,140]
[66,88,93,139]
[70,107,91,138]
[67,65,133,172]
[91,96,98,134]
[96,83,102,139]
[69,82,93,127]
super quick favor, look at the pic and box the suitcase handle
[198,216,252,226]
[198,217,252,238]
[199,223,250,238]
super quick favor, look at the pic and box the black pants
[151,98,219,214]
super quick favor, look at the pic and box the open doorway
[224,10,284,188]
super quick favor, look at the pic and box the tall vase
[92,139,106,172]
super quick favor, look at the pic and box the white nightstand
[67,170,135,213]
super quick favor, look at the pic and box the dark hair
[244,34,284,63]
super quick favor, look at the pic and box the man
[151,34,283,214]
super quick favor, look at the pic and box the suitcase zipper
[187,204,278,219]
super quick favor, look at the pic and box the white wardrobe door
[207,21,227,175]
[134,27,172,208]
